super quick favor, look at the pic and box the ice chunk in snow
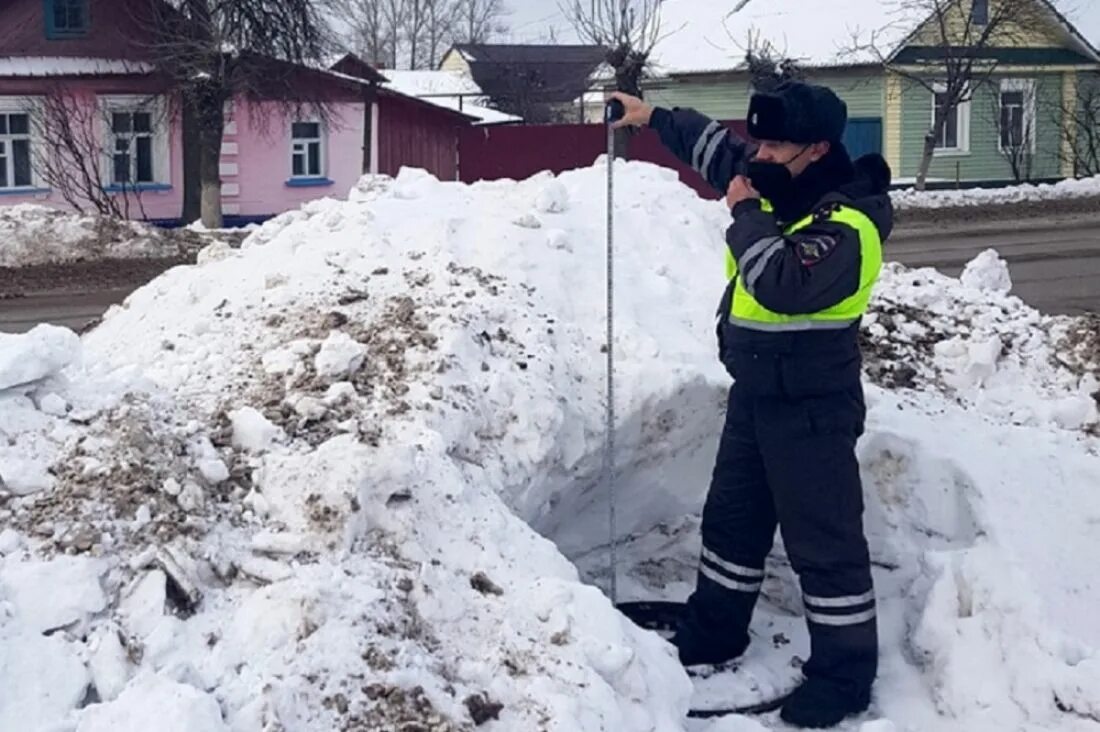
[261,339,312,375]
[314,331,366,380]
[0,626,90,730]
[960,249,1012,293]
[0,456,56,495]
[534,179,570,213]
[1049,395,1098,430]
[229,406,283,452]
[89,624,132,702]
[0,556,107,632]
[0,324,81,389]
[38,392,69,416]
[77,673,229,732]
[700,717,771,732]
[0,529,23,555]
[119,570,167,640]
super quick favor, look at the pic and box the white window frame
[931,83,971,156]
[290,120,327,180]
[998,78,1037,155]
[0,100,37,191]
[97,95,171,189]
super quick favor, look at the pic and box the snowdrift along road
[1,161,1099,732]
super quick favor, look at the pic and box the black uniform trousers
[680,380,877,698]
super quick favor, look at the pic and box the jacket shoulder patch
[796,234,839,266]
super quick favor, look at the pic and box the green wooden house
[641,0,1100,186]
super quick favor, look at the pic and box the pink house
[0,0,474,225]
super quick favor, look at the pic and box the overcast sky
[500,0,1100,48]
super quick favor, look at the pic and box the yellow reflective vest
[723,200,883,332]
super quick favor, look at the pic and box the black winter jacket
[649,105,894,398]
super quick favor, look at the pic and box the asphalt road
[888,220,1100,315]
[1,219,1098,335]
[0,289,130,334]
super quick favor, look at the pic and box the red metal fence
[458,120,750,200]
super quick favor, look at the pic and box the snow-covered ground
[0,204,215,268]
[1,162,1099,732]
[892,174,1100,209]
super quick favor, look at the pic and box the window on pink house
[0,112,33,190]
[111,111,155,185]
[291,122,324,178]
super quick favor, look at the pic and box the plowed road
[2,220,1098,334]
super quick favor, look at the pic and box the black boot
[669,625,749,667]
[779,676,871,728]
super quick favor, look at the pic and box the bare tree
[381,0,409,68]
[142,0,333,227]
[738,29,805,91]
[849,0,1047,190]
[422,0,459,68]
[26,87,152,219]
[326,0,392,66]
[562,0,665,157]
[453,0,508,45]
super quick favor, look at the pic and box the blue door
[843,118,883,159]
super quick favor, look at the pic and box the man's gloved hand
[726,175,760,210]
[608,91,654,129]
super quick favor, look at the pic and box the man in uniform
[610,82,893,728]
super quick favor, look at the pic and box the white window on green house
[932,85,970,154]
[999,79,1036,152]
[291,122,324,179]
[0,112,33,190]
[110,110,156,185]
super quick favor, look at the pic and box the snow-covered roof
[649,0,1100,75]
[379,69,520,125]
[379,69,483,97]
[0,57,154,78]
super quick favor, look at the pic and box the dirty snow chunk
[0,556,107,633]
[314,331,366,380]
[288,394,327,421]
[323,381,357,406]
[0,324,81,390]
[0,456,56,496]
[77,673,229,732]
[119,570,167,640]
[261,340,312,375]
[254,434,371,535]
[960,249,1012,293]
[534,180,570,213]
[88,624,132,702]
[38,392,69,417]
[177,481,206,512]
[0,626,90,731]
[229,407,283,453]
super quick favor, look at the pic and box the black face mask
[746,145,811,201]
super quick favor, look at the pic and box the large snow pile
[892,175,1100,210]
[0,204,209,268]
[1,161,1100,732]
